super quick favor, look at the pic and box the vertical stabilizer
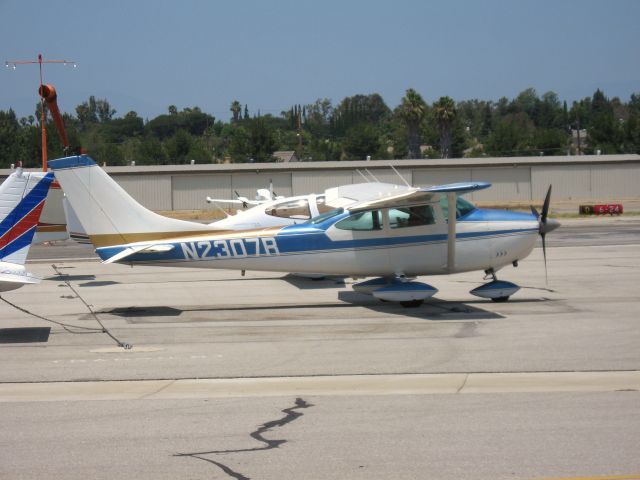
[0,169,54,265]
[49,155,219,247]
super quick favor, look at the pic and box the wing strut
[446,192,456,272]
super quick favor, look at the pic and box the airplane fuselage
[96,206,539,278]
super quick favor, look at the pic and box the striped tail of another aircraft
[0,168,55,292]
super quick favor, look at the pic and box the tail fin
[33,181,70,244]
[49,155,218,248]
[0,169,55,265]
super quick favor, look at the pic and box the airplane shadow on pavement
[98,295,506,323]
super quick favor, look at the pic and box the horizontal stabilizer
[0,262,40,292]
[102,244,175,264]
[206,197,260,206]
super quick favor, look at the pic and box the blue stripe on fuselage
[96,226,537,264]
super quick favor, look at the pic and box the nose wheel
[491,295,510,303]
[400,299,424,308]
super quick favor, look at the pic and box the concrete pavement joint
[0,371,638,403]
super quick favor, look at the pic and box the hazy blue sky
[2,0,639,120]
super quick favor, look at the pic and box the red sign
[593,204,624,215]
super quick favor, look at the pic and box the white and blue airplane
[49,155,559,307]
[0,167,55,292]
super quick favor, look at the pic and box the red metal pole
[38,54,48,171]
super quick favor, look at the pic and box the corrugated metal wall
[172,174,232,210]
[3,156,638,210]
[471,167,531,202]
[113,174,172,210]
[116,163,639,210]
[292,170,354,195]
[590,163,640,199]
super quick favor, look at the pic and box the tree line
[1,87,639,168]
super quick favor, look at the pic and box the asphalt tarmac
[1,217,639,479]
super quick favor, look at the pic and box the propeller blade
[541,185,552,224]
[542,233,548,286]
[530,205,539,218]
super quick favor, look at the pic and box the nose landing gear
[470,269,520,302]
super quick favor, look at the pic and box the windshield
[439,195,477,221]
[307,207,345,225]
[265,198,311,219]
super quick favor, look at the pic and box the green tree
[247,118,276,162]
[0,109,21,168]
[396,88,427,159]
[230,100,242,123]
[135,136,167,164]
[588,89,623,153]
[165,129,193,163]
[433,96,457,158]
[533,128,568,156]
[624,93,640,153]
[343,124,382,160]
[96,99,116,122]
[75,96,99,130]
[485,113,534,156]
[227,124,250,162]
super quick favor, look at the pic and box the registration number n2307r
[180,237,279,260]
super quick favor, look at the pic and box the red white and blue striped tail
[0,169,55,265]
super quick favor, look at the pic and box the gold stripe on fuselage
[88,226,285,248]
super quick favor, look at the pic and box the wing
[206,197,246,205]
[206,197,264,206]
[348,182,491,212]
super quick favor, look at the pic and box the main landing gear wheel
[491,296,510,303]
[400,299,424,308]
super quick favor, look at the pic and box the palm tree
[396,88,427,159]
[433,96,456,158]
[230,100,242,123]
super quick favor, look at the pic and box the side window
[439,195,477,221]
[265,199,311,219]
[389,205,435,229]
[335,210,382,231]
[315,195,335,214]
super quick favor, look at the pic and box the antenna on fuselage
[389,164,412,187]
[364,169,380,182]
[355,169,371,183]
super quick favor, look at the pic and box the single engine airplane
[50,155,559,306]
[206,180,283,209]
[0,167,55,292]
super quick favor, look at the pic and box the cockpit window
[265,198,311,219]
[307,207,344,225]
[389,205,436,229]
[335,210,382,231]
[315,195,336,214]
[439,195,477,221]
